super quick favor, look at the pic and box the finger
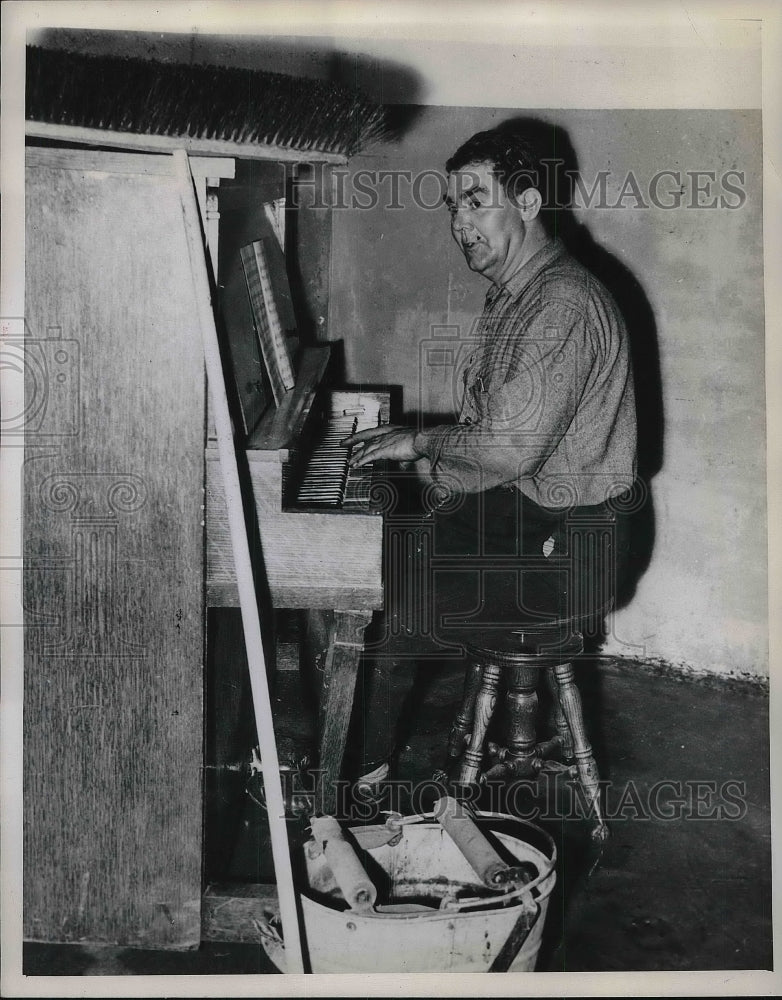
[349,442,384,466]
[341,430,375,447]
[349,442,375,464]
[341,425,397,447]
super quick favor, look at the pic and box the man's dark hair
[445,123,552,207]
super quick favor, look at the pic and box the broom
[26,45,389,160]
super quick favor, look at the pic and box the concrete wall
[330,107,767,679]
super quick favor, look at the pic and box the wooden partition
[23,147,206,948]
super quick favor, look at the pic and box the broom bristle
[26,46,389,156]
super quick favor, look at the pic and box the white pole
[173,149,305,974]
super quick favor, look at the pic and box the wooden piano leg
[315,608,373,816]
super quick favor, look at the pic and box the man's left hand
[342,425,422,466]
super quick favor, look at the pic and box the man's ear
[514,187,543,221]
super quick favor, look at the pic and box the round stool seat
[464,624,584,665]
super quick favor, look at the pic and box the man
[342,123,637,792]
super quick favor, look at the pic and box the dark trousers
[319,485,631,773]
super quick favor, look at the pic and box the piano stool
[436,623,609,842]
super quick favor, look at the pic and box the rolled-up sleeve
[414,302,595,494]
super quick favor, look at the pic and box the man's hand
[342,425,422,466]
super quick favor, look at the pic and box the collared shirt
[413,238,637,508]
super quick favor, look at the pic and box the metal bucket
[260,810,556,974]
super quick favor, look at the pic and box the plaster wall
[330,107,767,678]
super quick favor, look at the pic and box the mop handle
[310,815,377,913]
[434,796,534,889]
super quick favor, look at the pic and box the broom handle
[173,149,305,974]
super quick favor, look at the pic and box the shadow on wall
[284,46,424,345]
[326,51,426,139]
[496,116,664,609]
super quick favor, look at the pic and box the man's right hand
[342,425,423,466]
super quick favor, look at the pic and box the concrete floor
[24,655,772,976]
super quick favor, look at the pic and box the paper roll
[310,815,377,912]
[435,796,514,888]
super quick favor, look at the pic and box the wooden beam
[25,144,236,180]
[26,120,348,165]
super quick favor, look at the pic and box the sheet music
[240,239,295,405]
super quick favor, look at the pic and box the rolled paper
[310,815,377,912]
[434,796,513,889]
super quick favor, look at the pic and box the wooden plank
[175,149,304,973]
[316,610,373,815]
[26,120,348,164]
[25,144,235,179]
[23,152,204,948]
[201,883,279,943]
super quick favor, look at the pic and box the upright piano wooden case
[23,146,226,948]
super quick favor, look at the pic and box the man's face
[445,160,527,286]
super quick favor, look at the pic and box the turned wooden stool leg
[546,665,575,760]
[551,661,609,842]
[456,662,501,785]
[504,663,539,771]
[447,660,483,759]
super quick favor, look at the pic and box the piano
[205,344,391,814]
[206,344,389,612]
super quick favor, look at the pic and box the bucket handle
[488,896,540,972]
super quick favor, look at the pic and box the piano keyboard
[294,401,382,509]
